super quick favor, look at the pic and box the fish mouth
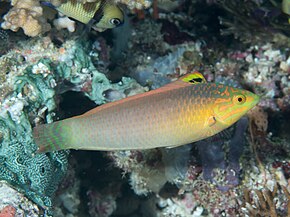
[249,93,260,108]
[92,27,106,32]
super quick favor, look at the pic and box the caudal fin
[33,121,71,153]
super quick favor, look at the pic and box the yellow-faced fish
[33,72,260,153]
[43,0,124,31]
[282,0,290,24]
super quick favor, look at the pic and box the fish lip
[92,27,106,32]
[252,94,260,106]
[247,93,260,113]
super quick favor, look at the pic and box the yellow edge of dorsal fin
[180,71,207,84]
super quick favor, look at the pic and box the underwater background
[0,0,290,216]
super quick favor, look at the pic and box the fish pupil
[238,97,243,102]
[110,18,121,26]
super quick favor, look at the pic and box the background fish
[43,0,124,31]
[33,73,260,153]
[282,0,290,24]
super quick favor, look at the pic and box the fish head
[92,4,124,32]
[212,85,260,127]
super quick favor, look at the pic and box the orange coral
[0,205,16,217]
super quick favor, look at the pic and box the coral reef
[115,0,152,9]
[243,183,290,216]
[0,35,146,214]
[0,0,153,37]
[1,0,51,37]
[0,181,40,216]
[0,0,289,216]
[216,0,290,44]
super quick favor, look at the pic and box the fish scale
[57,0,100,24]
[33,74,260,152]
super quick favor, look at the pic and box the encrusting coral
[115,0,152,9]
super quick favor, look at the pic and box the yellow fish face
[213,85,260,127]
[92,4,124,32]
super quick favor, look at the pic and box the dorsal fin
[180,71,207,84]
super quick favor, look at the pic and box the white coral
[1,0,51,37]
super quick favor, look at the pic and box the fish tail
[33,121,71,153]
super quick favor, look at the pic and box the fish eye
[233,94,246,105]
[110,18,122,26]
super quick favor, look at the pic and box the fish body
[282,0,290,15]
[282,0,290,24]
[43,0,124,31]
[33,73,260,152]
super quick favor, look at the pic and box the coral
[53,160,81,217]
[105,32,289,215]
[108,149,168,195]
[215,42,289,113]
[0,55,69,209]
[0,35,147,213]
[115,0,152,9]
[216,0,290,44]
[0,111,69,209]
[1,0,51,37]
[109,120,248,208]
[0,0,152,37]
[0,181,40,216]
[57,183,80,215]
[243,183,290,216]
[161,144,192,185]
[156,193,202,216]
[0,1,288,216]
[248,106,268,133]
[53,17,76,32]
[87,188,117,217]
[190,180,242,216]
[0,205,16,217]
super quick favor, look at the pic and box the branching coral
[243,183,290,216]
[216,0,290,44]
[1,0,51,37]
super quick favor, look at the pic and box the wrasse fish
[42,0,124,32]
[33,72,260,153]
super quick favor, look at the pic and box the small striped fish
[43,0,124,31]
